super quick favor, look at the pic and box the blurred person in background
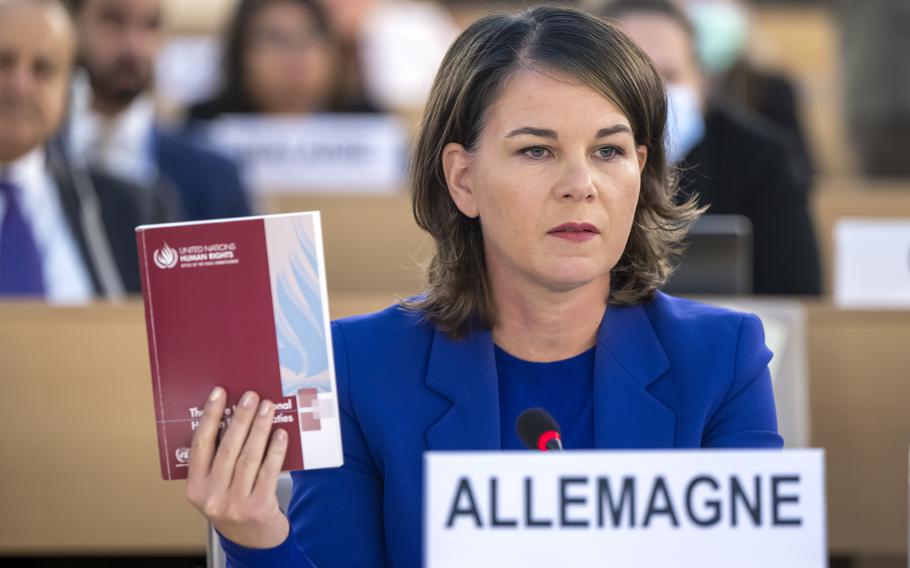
[0,0,174,301]
[315,0,457,117]
[187,0,377,121]
[683,0,813,178]
[597,0,821,296]
[314,0,380,113]
[64,0,252,221]
[839,0,910,177]
[355,1,458,116]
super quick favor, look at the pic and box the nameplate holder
[424,449,826,568]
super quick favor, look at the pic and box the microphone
[516,408,563,451]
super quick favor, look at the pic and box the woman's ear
[442,142,479,218]
[636,144,648,174]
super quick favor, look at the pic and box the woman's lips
[547,222,600,242]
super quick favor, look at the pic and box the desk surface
[0,298,908,556]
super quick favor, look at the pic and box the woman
[187,0,375,121]
[186,6,783,567]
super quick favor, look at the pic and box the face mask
[665,84,706,165]
[688,2,749,76]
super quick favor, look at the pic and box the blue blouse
[496,345,595,450]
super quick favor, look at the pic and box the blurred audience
[839,0,910,177]
[314,0,380,114]
[683,0,813,177]
[65,0,252,221]
[187,0,378,121]
[0,0,174,301]
[597,0,821,296]
[309,0,457,116]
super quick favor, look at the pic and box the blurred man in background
[65,0,253,220]
[683,0,813,178]
[598,0,821,296]
[0,0,173,301]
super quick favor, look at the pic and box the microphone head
[516,408,562,451]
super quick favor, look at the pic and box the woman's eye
[596,146,622,160]
[521,146,550,159]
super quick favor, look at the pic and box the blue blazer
[222,292,783,567]
[153,130,252,222]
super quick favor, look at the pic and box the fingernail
[275,429,287,442]
[241,391,256,408]
[209,387,222,403]
[259,400,271,416]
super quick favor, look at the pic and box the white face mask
[665,84,706,165]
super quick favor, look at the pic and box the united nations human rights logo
[153,242,179,269]
[175,447,190,464]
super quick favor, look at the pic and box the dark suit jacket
[679,102,821,296]
[153,129,252,222]
[719,61,813,178]
[221,292,783,567]
[48,144,178,295]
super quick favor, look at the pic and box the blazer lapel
[425,327,501,451]
[422,300,676,451]
[594,302,677,448]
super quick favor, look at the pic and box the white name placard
[203,114,408,194]
[835,218,910,308]
[425,450,826,568]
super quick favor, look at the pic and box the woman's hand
[185,387,290,549]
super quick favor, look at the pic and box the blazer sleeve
[287,321,387,566]
[221,322,386,567]
[701,313,785,448]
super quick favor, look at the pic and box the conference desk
[0,297,908,560]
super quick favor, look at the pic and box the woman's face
[242,1,335,114]
[443,68,647,296]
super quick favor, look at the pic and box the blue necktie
[0,180,45,297]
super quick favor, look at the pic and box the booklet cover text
[136,212,343,480]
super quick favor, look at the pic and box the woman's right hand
[186,387,291,549]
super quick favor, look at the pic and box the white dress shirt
[68,71,159,186]
[0,149,94,304]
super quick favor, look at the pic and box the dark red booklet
[136,212,343,480]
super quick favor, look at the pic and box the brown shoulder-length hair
[406,5,703,339]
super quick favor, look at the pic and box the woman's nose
[556,161,597,202]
